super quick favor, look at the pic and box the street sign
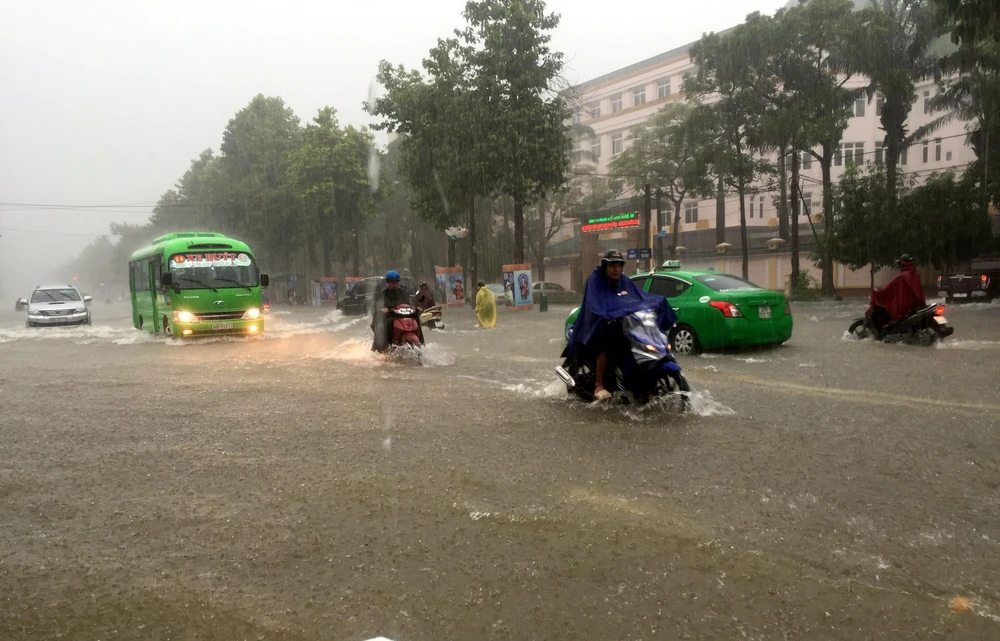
[655,230,667,238]
[639,248,652,259]
[627,248,652,260]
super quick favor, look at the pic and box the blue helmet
[385,270,400,282]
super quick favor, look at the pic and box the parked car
[486,283,513,306]
[936,257,999,303]
[338,276,416,316]
[19,284,92,328]
[532,280,581,305]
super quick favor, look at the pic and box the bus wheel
[163,316,172,336]
[138,317,144,330]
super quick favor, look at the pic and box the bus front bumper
[171,318,264,337]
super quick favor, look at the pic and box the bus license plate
[758,306,771,319]
[212,323,234,331]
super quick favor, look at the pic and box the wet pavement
[2,299,999,640]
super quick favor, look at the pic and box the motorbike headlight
[173,310,196,323]
[242,307,261,320]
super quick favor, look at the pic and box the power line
[0,227,108,238]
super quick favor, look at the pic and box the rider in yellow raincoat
[475,281,497,328]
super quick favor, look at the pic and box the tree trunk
[870,264,876,291]
[790,152,801,288]
[351,228,361,278]
[514,195,525,263]
[537,244,546,281]
[644,183,652,271]
[469,193,478,303]
[738,185,749,280]
[654,190,664,266]
[885,133,899,210]
[819,153,836,297]
[715,175,726,245]
[671,200,682,257]
[778,145,789,240]
[448,237,456,267]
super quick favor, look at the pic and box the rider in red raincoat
[868,254,926,329]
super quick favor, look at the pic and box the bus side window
[151,258,163,292]
[129,263,136,292]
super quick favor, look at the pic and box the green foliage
[789,271,822,301]
[825,163,905,273]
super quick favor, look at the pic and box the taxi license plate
[758,305,771,319]
[212,323,234,331]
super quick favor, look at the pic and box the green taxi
[565,261,793,355]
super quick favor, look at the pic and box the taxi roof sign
[661,260,681,269]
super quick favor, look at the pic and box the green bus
[128,232,270,337]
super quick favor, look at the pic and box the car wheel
[670,325,699,356]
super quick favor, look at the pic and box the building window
[900,146,908,165]
[611,93,623,113]
[590,137,601,159]
[657,78,671,99]
[876,92,884,117]
[834,143,862,167]
[633,86,646,106]
[801,192,812,215]
[588,103,601,119]
[611,132,623,156]
[801,150,812,170]
[935,138,942,162]
[759,196,765,219]
[946,151,953,161]
[923,90,931,115]
[572,111,581,124]
[684,201,698,224]
[875,142,884,165]
[854,97,866,117]
[748,196,755,219]
[922,141,929,163]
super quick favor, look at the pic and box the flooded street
[2,301,1000,640]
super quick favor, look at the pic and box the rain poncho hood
[476,285,497,328]
[568,265,676,352]
[869,265,926,322]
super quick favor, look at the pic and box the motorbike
[556,309,690,407]
[848,303,954,345]
[418,305,445,329]
[375,304,424,361]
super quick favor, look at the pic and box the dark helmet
[601,249,626,266]
[419,281,428,288]
[896,254,914,268]
[385,270,400,282]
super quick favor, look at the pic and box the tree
[608,102,714,261]
[528,163,613,280]
[688,15,776,279]
[458,0,572,263]
[826,163,904,288]
[369,38,495,291]
[902,170,994,268]
[857,0,942,203]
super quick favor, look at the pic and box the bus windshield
[168,252,259,290]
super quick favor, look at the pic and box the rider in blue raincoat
[565,250,677,400]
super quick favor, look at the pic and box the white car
[19,285,92,327]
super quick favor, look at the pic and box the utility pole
[654,188,663,267]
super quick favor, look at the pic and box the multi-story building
[545,5,980,295]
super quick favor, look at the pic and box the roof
[35,284,79,290]
[128,231,254,262]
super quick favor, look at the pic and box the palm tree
[857,0,942,202]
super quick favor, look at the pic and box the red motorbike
[373,304,423,362]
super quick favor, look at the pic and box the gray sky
[0,0,787,296]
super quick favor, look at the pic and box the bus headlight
[173,310,196,323]
[242,307,261,320]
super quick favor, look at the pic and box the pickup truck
[936,258,1000,303]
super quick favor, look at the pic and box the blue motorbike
[556,309,691,407]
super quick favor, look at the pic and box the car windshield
[31,288,81,303]
[169,253,259,290]
[695,274,762,292]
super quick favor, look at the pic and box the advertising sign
[171,252,252,269]
[581,211,640,233]
[435,266,465,308]
[319,277,338,305]
[503,263,533,310]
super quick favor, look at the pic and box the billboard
[503,263,533,310]
[435,266,465,308]
[581,211,641,233]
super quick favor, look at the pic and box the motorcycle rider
[869,253,926,331]
[565,249,675,402]
[413,281,436,311]
[371,270,424,351]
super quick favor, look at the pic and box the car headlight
[242,307,261,320]
[173,310,197,323]
[76,307,87,313]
